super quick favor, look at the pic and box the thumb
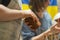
[50,23,57,30]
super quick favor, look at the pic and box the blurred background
[57,0,60,12]
[22,0,60,20]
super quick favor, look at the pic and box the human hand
[50,23,60,34]
[24,10,41,31]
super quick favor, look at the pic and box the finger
[51,23,57,29]
[55,26,60,31]
[29,25,33,28]
[36,20,41,26]
[28,25,36,31]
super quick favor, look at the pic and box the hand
[24,10,41,31]
[51,24,60,34]
[24,17,41,31]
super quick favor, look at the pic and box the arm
[31,29,51,40]
[0,4,30,21]
[31,23,59,40]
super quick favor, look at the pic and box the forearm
[31,29,51,40]
[0,4,26,21]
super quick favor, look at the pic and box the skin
[0,4,40,23]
